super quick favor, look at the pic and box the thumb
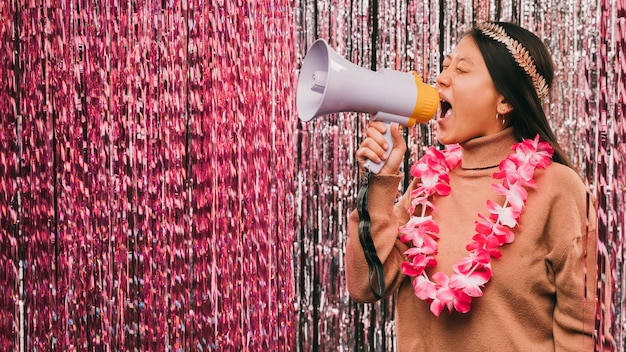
[381,124,407,175]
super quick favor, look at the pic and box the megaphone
[297,39,439,174]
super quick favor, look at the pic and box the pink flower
[493,159,521,182]
[409,146,460,198]
[409,192,436,213]
[402,256,433,276]
[429,273,472,315]
[443,144,462,169]
[399,216,439,248]
[450,272,491,298]
[493,158,537,188]
[491,182,528,213]
[451,255,492,297]
[467,233,503,259]
[413,275,437,300]
[510,135,553,168]
[473,213,515,245]
[410,162,441,187]
[411,163,451,196]
[486,200,519,228]
[453,249,492,273]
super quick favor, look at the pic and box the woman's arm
[548,171,598,351]
[345,174,416,302]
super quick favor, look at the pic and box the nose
[436,69,450,88]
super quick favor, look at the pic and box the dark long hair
[470,22,575,169]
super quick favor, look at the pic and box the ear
[497,97,514,115]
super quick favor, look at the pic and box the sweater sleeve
[345,174,415,303]
[549,175,598,351]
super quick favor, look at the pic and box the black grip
[356,172,386,300]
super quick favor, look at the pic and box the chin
[435,131,453,146]
[435,125,453,145]
[436,119,456,145]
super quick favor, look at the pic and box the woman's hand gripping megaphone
[357,121,407,175]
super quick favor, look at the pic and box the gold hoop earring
[496,112,506,126]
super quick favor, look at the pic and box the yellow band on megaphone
[410,72,439,125]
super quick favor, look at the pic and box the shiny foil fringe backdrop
[0,2,623,352]
[0,0,295,351]
[293,0,625,351]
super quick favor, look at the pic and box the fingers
[357,122,388,163]
[356,121,406,175]
[356,142,385,171]
[368,121,391,149]
[384,123,407,174]
[389,122,405,148]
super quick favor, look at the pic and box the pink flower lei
[398,135,554,316]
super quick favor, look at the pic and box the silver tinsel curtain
[0,0,624,351]
[294,0,624,350]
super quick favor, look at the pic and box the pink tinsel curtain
[0,0,295,350]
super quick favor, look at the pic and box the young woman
[345,22,598,351]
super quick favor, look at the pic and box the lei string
[398,135,554,316]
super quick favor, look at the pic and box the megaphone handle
[364,122,395,174]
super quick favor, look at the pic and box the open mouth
[440,100,452,119]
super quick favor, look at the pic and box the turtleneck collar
[457,127,518,170]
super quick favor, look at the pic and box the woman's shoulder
[536,161,588,200]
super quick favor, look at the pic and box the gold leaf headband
[476,22,549,99]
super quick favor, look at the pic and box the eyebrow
[443,54,474,66]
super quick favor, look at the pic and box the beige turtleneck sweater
[346,128,598,351]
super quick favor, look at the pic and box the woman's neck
[458,128,518,170]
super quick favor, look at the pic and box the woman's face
[435,35,509,145]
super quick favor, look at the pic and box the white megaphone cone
[296,39,439,174]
